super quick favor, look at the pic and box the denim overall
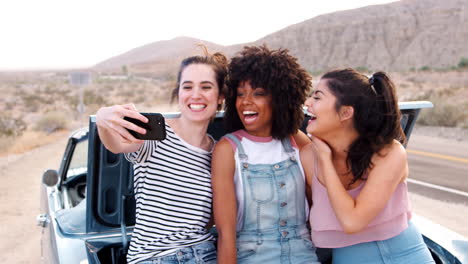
[225,134,320,264]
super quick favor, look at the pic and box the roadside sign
[70,72,90,86]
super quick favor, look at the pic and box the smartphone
[124,113,166,140]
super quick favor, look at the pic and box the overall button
[178,251,183,256]
[280,220,287,226]
[243,163,249,168]
[274,164,280,169]
[282,231,289,237]
[280,202,287,207]
[279,182,285,188]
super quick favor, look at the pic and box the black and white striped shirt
[124,123,214,264]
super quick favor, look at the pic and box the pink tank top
[309,172,412,248]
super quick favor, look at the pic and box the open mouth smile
[306,112,317,122]
[242,110,259,124]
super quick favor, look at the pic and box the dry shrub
[0,113,26,137]
[458,57,468,68]
[34,111,69,134]
[83,89,106,105]
[0,130,69,156]
[417,98,467,127]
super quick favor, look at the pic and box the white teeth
[243,111,257,115]
[189,104,206,110]
[306,112,316,118]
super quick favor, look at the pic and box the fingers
[118,105,149,123]
[310,135,325,145]
[97,104,148,139]
[116,116,147,135]
[312,137,328,151]
[107,119,144,144]
[122,103,137,111]
[310,137,333,162]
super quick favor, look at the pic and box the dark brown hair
[171,45,228,105]
[322,68,406,184]
[224,45,311,139]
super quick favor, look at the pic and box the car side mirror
[42,169,59,187]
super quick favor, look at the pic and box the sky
[0,0,397,70]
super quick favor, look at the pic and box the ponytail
[322,69,405,185]
[369,72,405,145]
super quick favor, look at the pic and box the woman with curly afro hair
[212,45,320,264]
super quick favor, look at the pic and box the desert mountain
[94,37,224,77]
[94,0,468,74]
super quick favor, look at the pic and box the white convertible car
[37,101,468,264]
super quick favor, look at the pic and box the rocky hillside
[252,0,468,72]
[94,0,468,74]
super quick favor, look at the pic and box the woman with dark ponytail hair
[301,68,434,263]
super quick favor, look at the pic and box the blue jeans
[138,241,217,264]
[333,221,434,264]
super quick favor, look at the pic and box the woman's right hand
[96,104,148,144]
[309,134,333,163]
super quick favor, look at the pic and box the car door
[38,138,75,263]
[39,132,89,263]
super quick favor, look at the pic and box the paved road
[406,134,468,205]
[405,133,468,237]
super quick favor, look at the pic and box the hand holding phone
[124,113,166,140]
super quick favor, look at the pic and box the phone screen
[124,113,166,140]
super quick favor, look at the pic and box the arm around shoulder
[300,143,316,206]
[293,130,311,150]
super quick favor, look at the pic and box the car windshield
[66,139,88,179]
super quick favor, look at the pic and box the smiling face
[305,79,344,137]
[235,80,273,137]
[178,64,223,123]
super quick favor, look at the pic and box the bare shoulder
[373,140,407,166]
[212,138,236,180]
[213,138,235,157]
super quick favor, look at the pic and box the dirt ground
[0,130,467,263]
[0,136,67,264]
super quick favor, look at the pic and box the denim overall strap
[225,133,266,244]
[224,133,251,240]
[280,137,296,161]
[224,133,249,166]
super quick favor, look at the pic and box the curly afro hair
[224,45,312,139]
